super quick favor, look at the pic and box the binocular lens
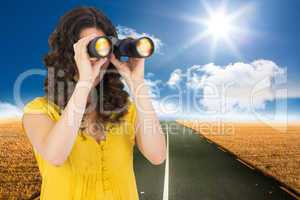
[95,37,112,57]
[87,35,155,59]
[136,37,154,57]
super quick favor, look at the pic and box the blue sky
[0,0,299,121]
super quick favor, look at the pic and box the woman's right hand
[73,33,108,84]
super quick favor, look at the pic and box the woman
[22,6,166,200]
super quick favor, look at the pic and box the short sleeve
[23,96,60,121]
[22,97,50,175]
[22,97,63,173]
[128,100,137,145]
[23,97,47,114]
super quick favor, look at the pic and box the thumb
[110,54,126,71]
[94,57,108,67]
[93,58,108,73]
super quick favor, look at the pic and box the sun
[206,11,232,39]
[179,2,254,59]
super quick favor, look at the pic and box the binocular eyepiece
[87,35,155,59]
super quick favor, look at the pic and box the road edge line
[163,125,169,200]
[280,186,300,200]
[217,146,227,152]
[236,158,255,170]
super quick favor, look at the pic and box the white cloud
[0,101,23,119]
[116,25,164,54]
[167,59,287,113]
[167,69,183,88]
[152,99,180,118]
[144,79,163,98]
[198,60,286,112]
[186,64,204,89]
[122,77,163,99]
[145,72,155,78]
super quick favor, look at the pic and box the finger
[110,54,134,82]
[110,54,126,70]
[77,34,99,59]
[93,58,108,72]
[75,33,98,50]
[77,33,98,44]
[129,57,144,65]
[80,33,99,47]
[93,59,109,81]
[74,33,98,50]
[94,57,108,66]
[73,34,97,55]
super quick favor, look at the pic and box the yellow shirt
[22,96,139,200]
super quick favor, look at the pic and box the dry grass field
[177,120,300,194]
[0,118,41,199]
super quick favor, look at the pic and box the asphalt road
[133,121,297,200]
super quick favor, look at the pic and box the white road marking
[236,158,255,170]
[279,186,299,199]
[207,140,212,144]
[163,127,169,200]
[217,146,226,152]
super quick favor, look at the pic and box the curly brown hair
[43,6,130,138]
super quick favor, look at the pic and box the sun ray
[227,3,255,22]
[209,36,219,60]
[223,35,243,59]
[182,29,210,50]
[178,1,255,59]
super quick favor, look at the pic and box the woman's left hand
[110,53,145,88]
[110,53,166,166]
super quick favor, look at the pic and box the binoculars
[87,35,155,59]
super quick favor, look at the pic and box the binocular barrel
[87,36,155,59]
